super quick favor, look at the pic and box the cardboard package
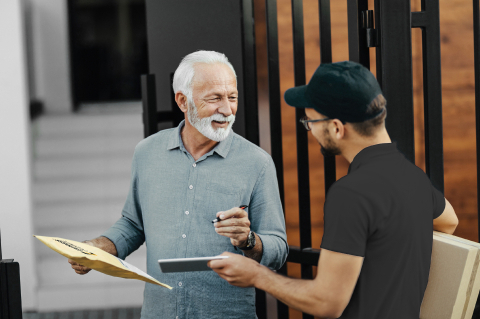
[420,231,480,319]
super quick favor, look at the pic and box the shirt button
[189,185,193,189]
[178,282,183,287]
[182,234,186,238]
[193,163,196,167]
[185,211,189,215]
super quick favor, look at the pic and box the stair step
[32,177,131,204]
[33,199,126,229]
[34,136,141,160]
[34,157,133,181]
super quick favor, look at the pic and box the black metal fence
[142,0,480,318]
[261,0,456,318]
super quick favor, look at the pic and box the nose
[217,98,233,117]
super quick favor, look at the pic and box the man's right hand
[68,258,92,275]
[68,239,94,275]
[67,236,118,275]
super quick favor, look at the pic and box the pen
[212,205,248,223]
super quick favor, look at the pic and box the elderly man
[69,50,288,318]
[210,61,458,319]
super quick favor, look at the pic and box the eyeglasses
[299,116,332,131]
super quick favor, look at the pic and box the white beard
[187,100,235,142]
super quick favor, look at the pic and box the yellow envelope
[34,235,171,289]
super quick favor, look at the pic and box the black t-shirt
[320,143,445,319]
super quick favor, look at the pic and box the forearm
[254,266,338,318]
[433,224,457,235]
[85,236,118,256]
[243,233,263,262]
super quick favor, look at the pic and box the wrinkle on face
[191,63,238,116]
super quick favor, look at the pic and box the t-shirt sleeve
[431,184,446,219]
[320,185,372,257]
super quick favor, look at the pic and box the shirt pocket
[194,183,242,248]
[204,182,242,208]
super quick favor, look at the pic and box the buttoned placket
[177,157,198,319]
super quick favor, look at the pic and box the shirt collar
[167,120,234,159]
[348,142,399,174]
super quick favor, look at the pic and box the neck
[181,119,219,161]
[341,128,392,163]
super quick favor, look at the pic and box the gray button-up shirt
[102,121,288,319]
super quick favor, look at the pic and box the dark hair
[350,94,387,137]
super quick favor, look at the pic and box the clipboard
[158,256,229,273]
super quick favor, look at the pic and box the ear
[331,119,345,140]
[175,92,188,113]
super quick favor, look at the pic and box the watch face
[248,231,255,247]
[240,231,255,250]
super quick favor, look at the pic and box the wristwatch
[239,231,256,250]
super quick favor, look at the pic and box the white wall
[30,0,71,113]
[0,0,38,311]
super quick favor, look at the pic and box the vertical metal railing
[240,2,267,315]
[265,0,289,317]
[319,0,336,194]
[290,7,314,315]
[375,0,415,162]
[411,0,444,192]
[473,3,480,313]
[242,0,260,146]
[474,0,480,244]
[347,0,370,67]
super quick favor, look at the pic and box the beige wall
[0,0,38,310]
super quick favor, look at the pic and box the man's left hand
[208,252,262,288]
[214,206,250,247]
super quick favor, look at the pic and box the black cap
[284,61,383,123]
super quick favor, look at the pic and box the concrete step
[23,307,142,319]
[32,176,131,205]
[33,198,126,229]
[37,282,145,312]
[34,136,140,160]
[34,104,143,138]
[34,157,133,181]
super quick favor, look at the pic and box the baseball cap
[284,61,384,123]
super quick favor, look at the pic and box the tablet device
[158,256,229,273]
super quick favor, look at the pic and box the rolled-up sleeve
[250,157,288,270]
[102,150,145,260]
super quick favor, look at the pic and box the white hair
[172,50,237,102]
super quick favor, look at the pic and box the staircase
[31,102,147,312]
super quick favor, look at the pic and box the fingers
[214,208,250,245]
[215,224,249,234]
[216,207,248,221]
[208,252,234,269]
[68,259,91,275]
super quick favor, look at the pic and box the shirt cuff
[101,228,129,260]
[257,233,287,270]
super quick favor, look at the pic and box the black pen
[212,205,248,223]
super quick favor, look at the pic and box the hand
[68,240,94,275]
[208,252,263,288]
[214,206,250,247]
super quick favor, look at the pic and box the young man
[209,61,458,318]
